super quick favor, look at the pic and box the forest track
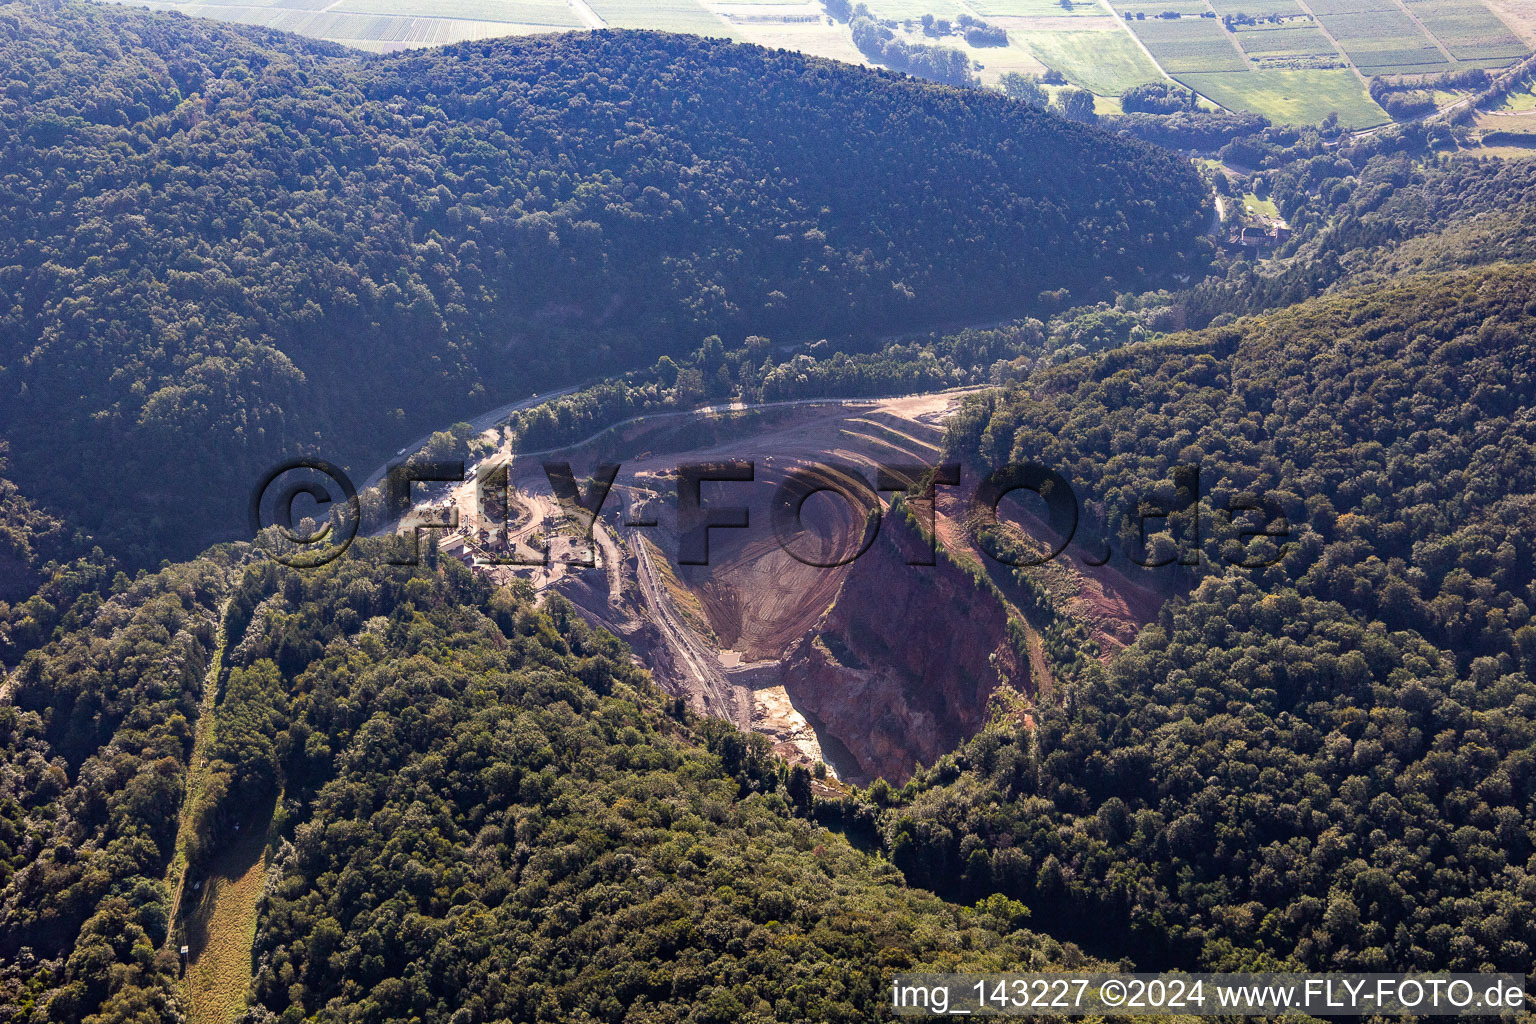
[163,594,234,948]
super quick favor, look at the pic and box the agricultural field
[717,11,872,64]
[110,0,590,48]
[585,0,733,32]
[1312,4,1450,74]
[1485,0,1536,46]
[1401,0,1527,61]
[1302,0,1381,14]
[853,0,969,18]
[1232,20,1339,57]
[1304,0,1527,72]
[1179,67,1389,124]
[187,0,333,10]
[1130,14,1250,71]
[965,0,1102,15]
[1114,2,1212,16]
[933,30,1052,82]
[1206,0,1307,16]
[330,0,581,21]
[104,0,1528,127]
[1010,23,1168,92]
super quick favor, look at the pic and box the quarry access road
[503,384,992,461]
[629,523,750,728]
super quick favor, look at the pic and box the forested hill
[0,543,1093,1023]
[871,262,1536,975]
[0,2,1208,564]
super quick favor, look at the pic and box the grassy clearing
[941,35,1052,83]
[182,801,275,1024]
[1474,141,1536,156]
[1011,24,1167,92]
[1497,83,1536,109]
[1238,191,1278,217]
[161,597,231,953]
[1180,67,1389,124]
[1131,16,1250,72]
[1478,107,1536,133]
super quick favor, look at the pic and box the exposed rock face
[780,515,1024,785]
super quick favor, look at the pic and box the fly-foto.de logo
[250,456,1293,572]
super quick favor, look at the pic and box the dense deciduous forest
[1186,133,1536,324]
[8,1,1536,1020]
[0,446,112,669]
[863,263,1536,974]
[0,543,1094,1023]
[0,552,229,1022]
[0,2,1207,564]
[499,295,1179,453]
